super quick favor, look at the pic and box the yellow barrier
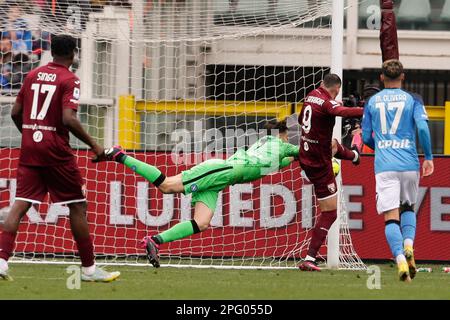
[118,96,450,154]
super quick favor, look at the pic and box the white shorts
[375,171,419,214]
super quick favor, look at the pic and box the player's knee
[400,202,414,214]
[68,201,87,214]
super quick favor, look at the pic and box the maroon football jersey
[16,62,80,166]
[298,86,363,168]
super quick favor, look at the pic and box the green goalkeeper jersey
[225,135,299,183]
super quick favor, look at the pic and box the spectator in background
[0,35,14,89]
[0,35,31,89]
[3,3,33,53]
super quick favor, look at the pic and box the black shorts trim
[183,166,233,185]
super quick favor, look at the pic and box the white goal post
[0,0,365,270]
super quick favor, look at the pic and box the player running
[362,59,433,282]
[0,35,119,282]
[298,73,364,271]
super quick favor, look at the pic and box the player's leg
[0,165,46,280]
[399,171,420,279]
[103,146,184,192]
[299,166,338,272]
[46,161,120,282]
[0,200,31,280]
[376,171,410,282]
[331,138,360,165]
[143,192,217,268]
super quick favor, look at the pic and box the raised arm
[323,100,364,118]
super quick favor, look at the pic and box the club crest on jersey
[33,130,43,143]
[327,183,336,193]
[190,184,198,192]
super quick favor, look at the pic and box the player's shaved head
[382,59,404,80]
[322,73,342,89]
[51,34,77,62]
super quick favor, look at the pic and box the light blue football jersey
[362,88,428,174]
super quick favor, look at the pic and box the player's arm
[62,78,104,160]
[11,100,23,133]
[413,97,434,176]
[361,103,375,150]
[11,76,27,133]
[323,100,364,118]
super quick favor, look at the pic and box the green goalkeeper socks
[122,156,166,186]
[154,220,201,244]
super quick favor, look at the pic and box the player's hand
[91,144,105,163]
[422,160,434,177]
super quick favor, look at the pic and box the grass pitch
[0,263,449,300]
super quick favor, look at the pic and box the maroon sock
[334,141,355,161]
[74,236,95,267]
[0,231,17,261]
[307,210,338,259]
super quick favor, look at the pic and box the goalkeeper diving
[99,119,353,268]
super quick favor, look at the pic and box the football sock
[385,220,404,259]
[122,156,166,187]
[74,235,95,267]
[155,220,201,244]
[307,209,337,258]
[0,231,16,261]
[400,210,416,247]
[81,264,96,276]
[0,258,7,272]
[333,140,356,161]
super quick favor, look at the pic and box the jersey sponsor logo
[305,96,325,106]
[300,136,319,144]
[22,124,56,131]
[37,72,57,82]
[75,80,80,85]
[190,184,198,192]
[33,130,43,143]
[377,139,411,149]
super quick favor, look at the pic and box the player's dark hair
[323,73,342,89]
[264,119,288,135]
[382,59,404,80]
[51,34,77,59]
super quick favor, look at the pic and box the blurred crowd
[0,0,132,91]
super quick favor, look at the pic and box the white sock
[396,254,406,264]
[0,258,8,272]
[352,150,359,162]
[404,238,414,247]
[305,255,316,262]
[82,264,96,276]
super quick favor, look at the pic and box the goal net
[0,0,365,270]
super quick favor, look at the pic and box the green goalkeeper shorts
[182,159,236,211]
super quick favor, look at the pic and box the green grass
[0,263,449,300]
